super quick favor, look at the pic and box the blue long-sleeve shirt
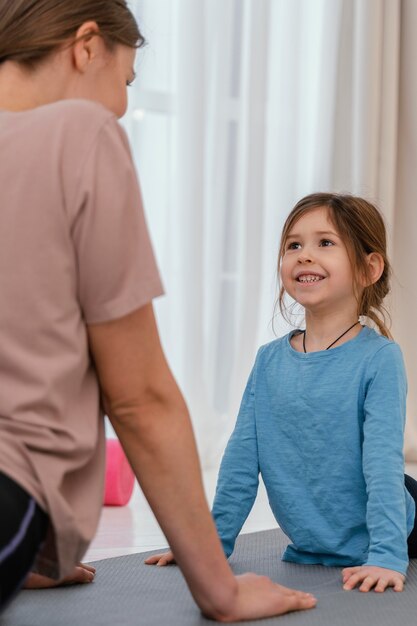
[212,326,415,575]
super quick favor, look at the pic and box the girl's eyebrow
[287,230,339,239]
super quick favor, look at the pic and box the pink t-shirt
[0,99,163,578]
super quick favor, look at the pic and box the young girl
[148,192,417,594]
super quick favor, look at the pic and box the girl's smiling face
[280,206,359,315]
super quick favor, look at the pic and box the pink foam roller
[103,438,135,506]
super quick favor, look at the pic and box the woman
[0,1,316,620]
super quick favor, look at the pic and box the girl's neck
[295,310,361,353]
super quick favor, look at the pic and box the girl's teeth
[298,275,322,283]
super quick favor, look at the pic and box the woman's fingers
[281,590,317,613]
[81,563,96,574]
[63,564,95,585]
[226,573,316,621]
[24,563,95,589]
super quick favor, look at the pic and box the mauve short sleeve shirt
[0,99,164,578]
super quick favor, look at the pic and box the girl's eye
[320,239,334,247]
[286,241,301,250]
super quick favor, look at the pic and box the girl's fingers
[359,576,376,592]
[375,579,389,593]
[343,573,361,590]
[342,568,404,593]
[342,566,360,576]
[341,567,360,583]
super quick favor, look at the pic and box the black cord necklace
[302,321,360,353]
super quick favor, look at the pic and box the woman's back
[0,99,162,577]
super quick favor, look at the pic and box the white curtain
[125,0,416,468]
[393,0,417,461]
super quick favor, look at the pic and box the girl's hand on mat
[144,550,176,566]
[342,565,405,592]
[24,563,96,589]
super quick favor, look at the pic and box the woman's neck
[0,58,69,112]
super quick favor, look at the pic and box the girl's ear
[364,252,384,286]
[71,21,104,74]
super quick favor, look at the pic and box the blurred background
[121,0,417,469]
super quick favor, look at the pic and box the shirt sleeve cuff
[365,555,409,576]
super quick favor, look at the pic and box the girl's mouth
[296,274,324,283]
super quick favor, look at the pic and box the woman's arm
[87,303,316,621]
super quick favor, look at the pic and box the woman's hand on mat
[211,573,316,621]
[144,550,176,566]
[24,563,96,589]
[342,565,405,592]
[144,554,317,619]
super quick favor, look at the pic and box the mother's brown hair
[276,192,392,338]
[0,0,144,69]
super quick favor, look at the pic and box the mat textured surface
[2,528,417,625]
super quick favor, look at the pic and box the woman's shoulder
[32,98,114,124]
[35,99,117,142]
[30,100,133,180]
[4,99,119,157]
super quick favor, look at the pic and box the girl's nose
[297,250,313,263]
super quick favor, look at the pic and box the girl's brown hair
[276,192,392,338]
[0,0,144,69]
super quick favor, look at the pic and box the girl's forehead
[286,207,338,238]
[288,206,334,233]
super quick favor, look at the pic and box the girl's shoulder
[254,332,294,367]
[257,332,291,354]
[254,326,404,367]
[360,328,406,378]
[358,326,403,358]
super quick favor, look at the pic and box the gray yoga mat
[1,528,416,626]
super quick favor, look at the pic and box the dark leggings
[0,472,48,613]
[405,474,417,558]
